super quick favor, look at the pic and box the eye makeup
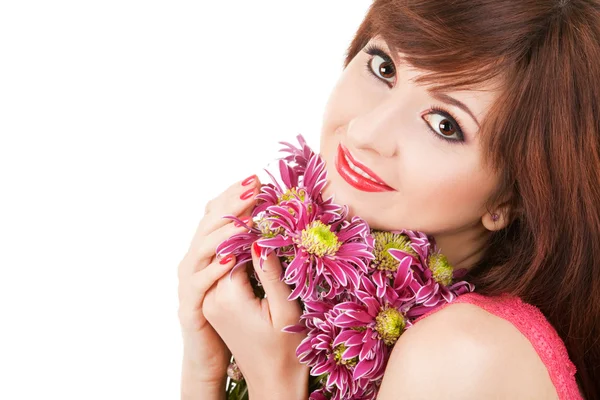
[362,42,468,144]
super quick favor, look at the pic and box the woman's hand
[177,175,260,397]
[203,242,309,400]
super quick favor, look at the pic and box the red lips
[334,144,395,192]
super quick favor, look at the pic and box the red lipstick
[334,144,395,192]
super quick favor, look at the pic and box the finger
[251,242,300,328]
[193,216,255,274]
[216,258,256,303]
[202,175,258,215]
[178,217,254,278]
[194,175,262,239]
[196,187,257,239]
[179,253,237,308]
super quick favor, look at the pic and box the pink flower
[399,229,433,263]
[406,250,475,318]
[215,134,349,279]
[310,382,379,400]
[369,230,422,298]
[278,134,314,174]
[294,300,371,398]
[331,275,414,382]
[253,135,343,220]
[366,229,475,319]
[259,198,374,301]
[308,389,329,400]
[214,217,260,274]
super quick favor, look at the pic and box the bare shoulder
[376,302,558,400]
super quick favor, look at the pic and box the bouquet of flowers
[216,134,475,399]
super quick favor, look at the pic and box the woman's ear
[481,202,512,231]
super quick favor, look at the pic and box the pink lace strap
[414,292,582,400]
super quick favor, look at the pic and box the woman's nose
[346,100,401,158]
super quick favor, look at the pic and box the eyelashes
[364,43,393,67]
[362,43,467,144]
[423,105,466,143]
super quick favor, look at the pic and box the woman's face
[320,35,502,257]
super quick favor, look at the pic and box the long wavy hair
[343,0,600,398]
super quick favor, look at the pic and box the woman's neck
[432,222,491,272]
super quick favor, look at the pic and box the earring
[491,213,499,222]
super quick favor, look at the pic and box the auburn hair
[343,0,600,398]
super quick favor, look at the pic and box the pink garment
[414,292,583,400]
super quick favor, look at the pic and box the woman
[178,0,600,398]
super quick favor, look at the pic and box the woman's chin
[322,178,346,207]
[324,184,407,231]
[322,179,370,223]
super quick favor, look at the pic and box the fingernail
[253,242,261,256]
[240,188,255,200]
[219,254,233,265]
[234,216,251,227]
[241,175,256,186]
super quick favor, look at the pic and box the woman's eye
[363,44,396,86]
[421,109,465,142]
[368,56,396,84]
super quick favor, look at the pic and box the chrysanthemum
[405,249,475,318]
[214,212,293,276]
[397,229,433,264]
[259,198,374,301]
[278,134,314,174]
[308,389,329,400]
[309,382,379,400]
[331,275,414,381]
[218,135,349,276]
[252,159,311,216]
[370,229,474,310]
[253,136,343,220]
[293,300,370,399]
[369,230,420,298]
[214,217,260,274]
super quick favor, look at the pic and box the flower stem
[238,384,248,400]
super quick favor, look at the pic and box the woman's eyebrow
[428,90,481,128]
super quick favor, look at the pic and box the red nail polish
[241,175,256,186]
[240,188,254,200]
[219,254,233,265]
[253,242,261,256]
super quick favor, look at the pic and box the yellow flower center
[371,231,416,272]
[429,253,454,286]
[375,307,406,346]
[332,343,358,367]
[300,221,341,257]
[256,215,284,238]
[278,187,307,203]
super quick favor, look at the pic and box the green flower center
[332,344,358,367]
[300,221,341,257]
[371,231,416,272]
[429,253,454,286]
[375,307,406,346]
[278,187,307,203]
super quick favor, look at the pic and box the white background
[0,1,371,399]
